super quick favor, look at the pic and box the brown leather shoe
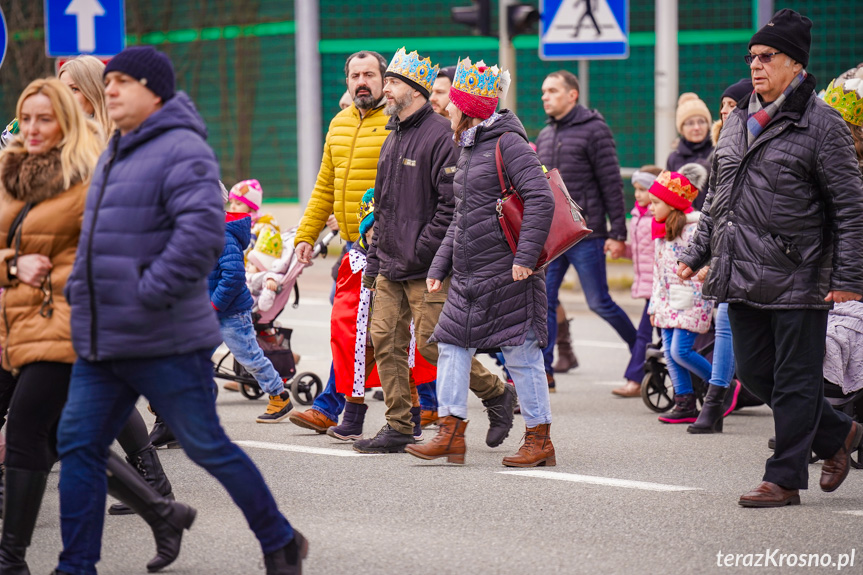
[405,416,467,464]
[546,372,556,394]
[287,408,336,433]
[420,409,439,428]
[223,381,239,392]
[820,421,863,492]
[502,424,556,467]
[612,380,641,397]
[738,481,800,507]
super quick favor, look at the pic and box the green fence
[0,1,859,202]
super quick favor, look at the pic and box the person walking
[679,10,863,507]
[53,47,306,573]
[355,48,515,454]
[535,70,635,389]
[666,92,713,210]
[405,57,555,466]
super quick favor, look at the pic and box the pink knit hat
[229,179,263,212]
[448,57,510,120]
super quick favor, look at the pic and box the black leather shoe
[482,383,516,447]
[264,530,308,575]
[352,424,414,453]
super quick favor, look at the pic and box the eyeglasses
[683,118,709,128]
[744,51,782,65]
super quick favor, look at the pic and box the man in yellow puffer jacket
[295,51,390,262]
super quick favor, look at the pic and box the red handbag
[494,134,592,270]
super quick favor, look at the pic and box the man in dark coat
[535,70,636,387]
[679,10,863,508]
[357,49,515,454]
[54,47,306,573]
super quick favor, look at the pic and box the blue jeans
[417,380,437,410]
[623,300,653,382]
[55,350,293,574]
[661,328,712,396]
[709,303,735,388]
[437,329,551,427]
[311,364,344,422]
[221,310,284,396]
[543,238,637,374]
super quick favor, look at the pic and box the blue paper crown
[386,47,439,94]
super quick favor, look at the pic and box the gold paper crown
[656,171,698,202]
[824,79,863,127]
[386,48,438,95]
[452,57,503,99]
[357,189,375,224]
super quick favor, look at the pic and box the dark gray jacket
[366,102,456,282]
[679,74,863,309]
[535,105,626,241]
[429,111,554,349]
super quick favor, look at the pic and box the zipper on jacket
[85,141,119,360]
[342,113,365,238]
[460,141,477,348]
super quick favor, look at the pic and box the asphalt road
[24,258,863,575]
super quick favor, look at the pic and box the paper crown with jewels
[357,188,375,237]
[449,57,511,120]
[824,78,863,127]
[385,48,438,98]
[649,171,699,212]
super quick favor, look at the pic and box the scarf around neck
[747,70,807,145]
[652,206,694,240]
[457,112,501,147]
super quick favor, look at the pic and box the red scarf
[651,207,693,240]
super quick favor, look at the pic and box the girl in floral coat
[647,170,714,423]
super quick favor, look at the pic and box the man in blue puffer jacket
[54,47,306,575]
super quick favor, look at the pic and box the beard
[353,85,379,110]
[384,90,413,117]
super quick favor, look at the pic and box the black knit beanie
[748,9,812,67]
[104,46,175,103]
[438,66,457,84]
[720,78,753,105]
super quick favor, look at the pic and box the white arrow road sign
[64,0,105,53]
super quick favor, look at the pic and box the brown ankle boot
[552,319,579,373]
[405,416,468,464]
[502,424,556,467]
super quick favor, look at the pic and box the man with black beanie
[679,10,863,508]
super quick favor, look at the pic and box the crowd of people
[0,6,861,573]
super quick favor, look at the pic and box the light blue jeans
[661,327,712,396]
[709,303,735,388]
[220,310,284,396]
[437,329,551,427]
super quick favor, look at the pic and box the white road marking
[235,440,376,457]
[571,339,630,350]
[837,511,863,517]
[498,469,701,492]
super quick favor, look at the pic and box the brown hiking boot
[405,416,468,464]
[552,319,579,373]
[287,408,336,433]
[420,409,439,428]
[502,424,556,467]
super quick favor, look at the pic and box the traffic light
[507,3,540,38]
[451,0,492,36]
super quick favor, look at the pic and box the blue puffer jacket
[66,92,225,361]
[208,213,254,319]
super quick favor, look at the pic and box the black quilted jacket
[428,111,555,349]
[535,105,626,241]
[679,74,863,309]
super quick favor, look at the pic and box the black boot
[263,530,309,575]
[0,468,49,575]
[352,424,414,453]
[0,464,4,518]
[326,403,367,441]
[106,451,196,572]
[687,385,729,434]
[657,393,699,424]
[482,383,516,447]
[410,406,423,441]
[149,415,180,449]
[109,445,175,515]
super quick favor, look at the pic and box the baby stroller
[640,331,712,413]
[213,226,339,405]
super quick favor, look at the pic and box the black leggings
[4,362,152,471]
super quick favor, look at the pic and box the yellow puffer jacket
[295,103,389,245]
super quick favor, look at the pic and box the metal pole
[295,0,321,207]
[499,0,517,113]
[757,0,774,27]
[578,60,589,107]
[654,0,678,167]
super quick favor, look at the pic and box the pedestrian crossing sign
[539,0,629,60]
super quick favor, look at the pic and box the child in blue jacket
[208,211,292,423]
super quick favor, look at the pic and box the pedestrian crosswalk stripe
[498,470,701,492]
[235,440,377,457]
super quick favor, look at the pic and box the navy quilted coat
[679,74,863,309]
[208,213,254,319]
[428,111,555,349]
[66,92,225,361]
[534,105,626,241]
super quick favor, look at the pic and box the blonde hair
[15,78,104,188]
[58,55,115,139]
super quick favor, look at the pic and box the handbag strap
[7,202,33,249]
[494,133,515,197]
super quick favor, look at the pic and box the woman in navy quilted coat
[405,58,556,468]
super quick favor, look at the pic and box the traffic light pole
[498,0,517,113]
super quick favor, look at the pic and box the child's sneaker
[256,391,293,423]
[658,393,699,424]
[258,288,276,312]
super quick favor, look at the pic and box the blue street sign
[539,0,629,60]
[45,0,125,57]
[0,7,7,71]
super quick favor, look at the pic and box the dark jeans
[543,238,637,374]
[0,365,17,432]
[728,304,851,490]
[623,300,652,382]
[56,350,293,574]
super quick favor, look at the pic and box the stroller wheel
[239,382,265,400]
[641,370,674,413]
[291,372,323,406]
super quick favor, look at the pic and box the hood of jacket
[114,91,208,159]
[225,212,251,247]
[547,104,604,129]
[0,146,73,204]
